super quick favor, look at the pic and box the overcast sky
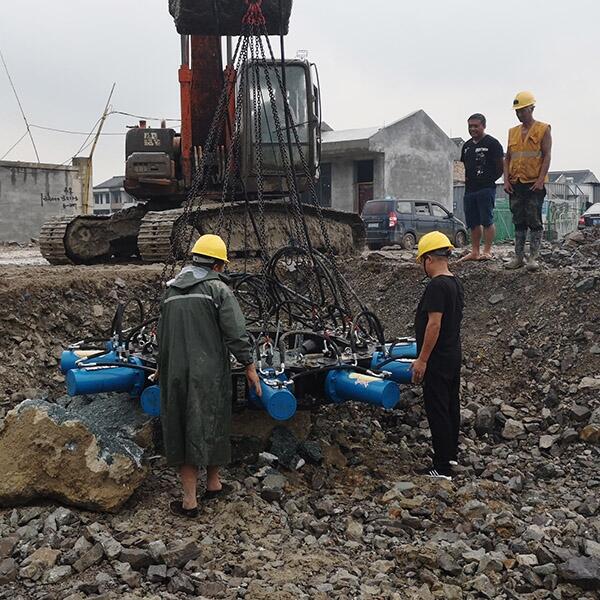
[1,0,598,185]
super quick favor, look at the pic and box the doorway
[355,159,374,214]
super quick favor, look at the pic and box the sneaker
[416,467,453,481]
[449,460,458,467]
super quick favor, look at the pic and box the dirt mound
[0,240,599,599]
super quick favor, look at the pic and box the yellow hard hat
[416,231,454,262]
[512,91,536,110]
[191,234,229,262]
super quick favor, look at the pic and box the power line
[1,130,28,160]
[109,109,181,122]
[30,124,124,136]
[0,47,40,163]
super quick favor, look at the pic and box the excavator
[39,0,364,265]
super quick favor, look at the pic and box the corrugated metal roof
[94,176,125,190]
[548,170,599,185]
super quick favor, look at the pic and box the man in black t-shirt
[412,231,464,480]
[460,113,504,261]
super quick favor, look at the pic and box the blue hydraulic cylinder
[66,357,146,398]
[140,385,161,417]
[325,369,400,410]
[385,341,417,359]
[60,350,118,374]
[371,353,413,384]
[248,371,297,421]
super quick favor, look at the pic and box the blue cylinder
[325,369,400,410]
[140,385,161,417]
[385,341,417,359]
[248,373,297,421]
[371,353,413,384]
[66,358,146,397]
[60,350,118,374]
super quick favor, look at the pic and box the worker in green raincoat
[157,234,261,517]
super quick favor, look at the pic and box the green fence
[493,198,514,241]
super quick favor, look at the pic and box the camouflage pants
[509,183,546,231]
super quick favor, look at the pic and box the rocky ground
[0,231,599,599]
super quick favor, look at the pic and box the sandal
[203,482,234,500]
[169,500,199,518]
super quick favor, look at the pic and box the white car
[578,202,600,229]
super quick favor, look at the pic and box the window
[415,202,431,216]
[396,201,412,214]
[431,204,448,218]
[317,163,332,207]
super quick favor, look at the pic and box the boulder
[558,556,600,590]
[0,399,148,512]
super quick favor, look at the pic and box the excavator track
[39,217,74,265]
[137,201,365,263]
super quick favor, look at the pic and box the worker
[459,113,504,261]
[157,234,261,518]
[504,91,552,271]
[411,231,464,481]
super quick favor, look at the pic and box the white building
[93,176,138,216]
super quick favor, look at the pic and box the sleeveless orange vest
[507,121,549,183]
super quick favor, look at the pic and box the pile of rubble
[0,232,598,598]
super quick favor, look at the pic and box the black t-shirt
[461,134,504,192]
[414,275,464,371]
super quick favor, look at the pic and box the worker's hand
[245,363,262,397]
[503,181,514,195]
[530,179,544,192]
[149,369,159,383]
[410,357,427,385]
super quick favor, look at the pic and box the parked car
[578,202,600,229]
[361,197,468,250]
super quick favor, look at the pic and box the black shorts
[464,188,495,229]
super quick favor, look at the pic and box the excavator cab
[241,59,321,195]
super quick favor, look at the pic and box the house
[319,110,459,214]
[0,158,89,243]
[93,176,138,216]
[548,170,600,208]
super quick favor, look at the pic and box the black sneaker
[416,467,453,481]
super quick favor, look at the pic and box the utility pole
[81,83,116,214]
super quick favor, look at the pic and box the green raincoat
[157,265,253,466]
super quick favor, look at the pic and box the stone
[539,434,559,449]
[575,277,596,292]
[580,425,600,444]
[162,539,201,568]
[269,426,301,470]
[113,560,141,588]
[502,418,525,440]
[21,546,60,568]
[261,473,287,502]
[557,556,600,590]
[461,500,489,519]
[147,563,167,582]
[322,442,347,469]
[73,543,104,573]
[488,294,504,305]
[298,440,323,464]
[0,536,18,559]
[579,377,600,390]
[168,571,195,594]
[52,506,77,527]
[438,551,461,575]
[0,558,17,585]
[148,540,167,562]
[571,404,592,421]
[44,565,72,584]
[346,520,363,542]
[474,406,496,436]
[584,539,600,560]
[118,548,152,570]
[517,554,539,567]
[0,400,148,512]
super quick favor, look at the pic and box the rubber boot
[526,230,542,272]
[505,230,526,269]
